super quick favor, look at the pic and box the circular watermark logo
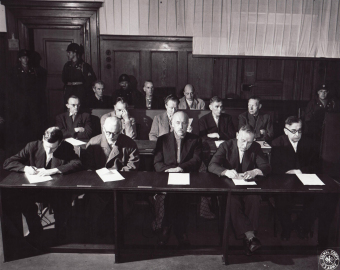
[319,249,339,270]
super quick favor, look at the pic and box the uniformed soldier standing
[8,49,43,145]
[304,84,339,141]
[62,43,96,108]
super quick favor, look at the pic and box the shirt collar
[69,112,77,117]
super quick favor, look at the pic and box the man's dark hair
[67,95,80,104]
[43,127,63,143]
[210,96,222,104]
[285,116,302,126]
[92,80,105,88]
[239,124,255,135]
[115,96,128,106]
[164,94,179,106]
[248,96,261,104]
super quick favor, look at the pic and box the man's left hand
[187,126,193,133]
[122,109,130,121]
[242,169,258,180]
[260,129,266,135]
[165,167,184,173]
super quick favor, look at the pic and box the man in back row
[238,96,273,142]
[178,84,205,110]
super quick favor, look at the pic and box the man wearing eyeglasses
[84,116,139,241]
[56,95,93,140]
[271,116,321,241]
[3,127,83,245]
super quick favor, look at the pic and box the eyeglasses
[285,127,302,134]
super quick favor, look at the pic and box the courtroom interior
[0,1,340,269]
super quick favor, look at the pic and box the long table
[1,171,339,264]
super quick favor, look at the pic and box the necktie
[72,114,76,122]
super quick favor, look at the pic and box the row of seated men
[2,109,337,256]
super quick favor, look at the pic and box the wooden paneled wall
[101,35,340,101]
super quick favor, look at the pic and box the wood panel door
[34,29,83,125]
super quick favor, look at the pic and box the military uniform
[62,59,96,107]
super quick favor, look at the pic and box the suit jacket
[154,132,202,173]
[85,133,139,171]
[88,94,112,109]
[271,134,318,174]
[238,111,274,141]
[208,138,271,176]
[199,112,236,141]
[136,95,163,109]
[56,111,92,140]
[100,111,137,139]
[149,112,171,141]
[178,96,205,110]
[3,140,82,174]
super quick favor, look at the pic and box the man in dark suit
[56,95,93,140]
[208,125,271,255]
[111,74,143,107]
[84,116,139,240]
[136,80,162,109]
[88,80,112,108]
[199,96,236,141]
[3,127,83,243]
[153,111,202,247]
[271,116,335,246]
[238,96,274,142]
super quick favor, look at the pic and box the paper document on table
[25,174,53,184]
[215,140,225,148]
[96,168,125,182]
[65,138,86,146]
[232,178,257,185]
[255,141,271,149]
[296,174,325,186]
[168,173,190,185]
[188,118,193,126]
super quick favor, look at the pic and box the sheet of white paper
[215,140,225,148]
[65,138,86,146]
[25,174,53,184]
[232,179,257,185]
[255,141,271,149]
[96,168,125,182]
[168,173,190,185]
[296,174,325,186]
[188,118,193,126]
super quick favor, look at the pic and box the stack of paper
[232,179,257,186]
[168,173,190,185]
[25,174,53,184]
[65,138,86,146]
[296,174,325,186]
[96,168,125,182]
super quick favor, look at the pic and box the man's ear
[236,132,239,139]
[209,104,212,111]
[259,104,262,110]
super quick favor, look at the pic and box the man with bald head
[84,116,140,240]
[153,111,202,247]
[178,84,205,110]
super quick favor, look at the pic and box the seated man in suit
[100,97,137,139]
[56,95,92,140]
[199,96,236,141]
[154,111,202,246]
[88,80,112,108]
[3,127,83,243]
[208,125,271,256]
[238,96,274,142]
[85,116,139,240]
[178,84,205,110]
[271,116,335,246]
[149,94,179,141]
[136,80,162,109]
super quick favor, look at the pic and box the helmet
[118,74,130,83]
[67,43,80,53]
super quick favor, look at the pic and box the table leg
[222,191,231,265]
[114,190,123,263]
[0,188,24,262]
